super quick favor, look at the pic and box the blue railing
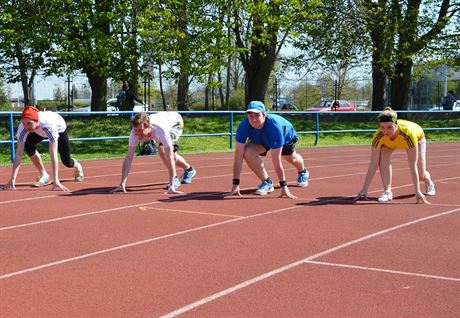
[1,110,459,162]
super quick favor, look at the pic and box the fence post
[8,112,15,162]
[229,112,234,149]
[314,112,320,145]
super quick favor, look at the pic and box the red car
[306,100,356,112]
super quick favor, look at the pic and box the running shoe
[74,165,84,182]
[426,183,436,196]
[181,167,196,184]
[32,175,51,187]
[297,170,309,187]
[167,176,181,190]
[255,179,274,195]
[378,191,393,202]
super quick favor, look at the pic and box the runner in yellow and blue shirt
[356,107,435,204]
[225,101,309,199]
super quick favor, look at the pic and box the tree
[361,0,459,110]
[47,0,134,110]
[53,86,64,101]
[141,0,232,110]
[0,0,53,106]
[285,0,369,109]
[231,0,321,105]
[0,80,9,110]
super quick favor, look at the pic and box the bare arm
[356,147,381,199]
[49,142,69,192]
[407,146,428,204]
[163,146,182,194]
[2,141,25,190]
[112,146,137,193]
[271,148,296,199]
[225,141,245,196]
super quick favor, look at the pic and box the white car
[106,98,147,112]
[454,100,460,110]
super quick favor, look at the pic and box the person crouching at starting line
[355,107,435,204]
[1,106,84,192]
[112,112,196,194]
[225,101,309,199]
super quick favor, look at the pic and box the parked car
[306,100,356,112]
[454,100,460,110]
[106,98,147,112]
[428,100,460,111]
[73,99,147,113]
[272,97,298,111]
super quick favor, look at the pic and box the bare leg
[379,146,393,192]
[30,151,48,176]
[417,141,434,186]
[174,153,191,171]
[282,150,305,172]
[158,146,191,172]
[243,142,269,181]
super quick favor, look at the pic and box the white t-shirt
[17,111,67,143]
[128,112,183,148]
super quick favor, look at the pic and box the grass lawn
[1,112,459,165]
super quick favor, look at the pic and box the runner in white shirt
[1,106,84,192]
[112,112,196,194]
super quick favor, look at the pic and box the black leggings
[24,130,75,168]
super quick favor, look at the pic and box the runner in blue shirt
[226,101,309,199]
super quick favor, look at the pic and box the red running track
[1,143,459,317]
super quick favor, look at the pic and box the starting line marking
[139,206,241,218]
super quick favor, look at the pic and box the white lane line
[305,261,460,282]
[0,201,161,231]
[139,206,242,218]
[1,194,59,205]
[0,205,300,280]
[0,192,226,232]
[1,158,458,204]
[2,175,460,231]
[159,207,460,318]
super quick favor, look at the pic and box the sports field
[1,143,459,317]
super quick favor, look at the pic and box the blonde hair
[377,107,398,123]
[131,113,150,127]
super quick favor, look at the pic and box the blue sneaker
[32,174,51,187]
[297,170,309,187]
[255,179,274,195]
[181,167,196,184]
[166,176,181,190]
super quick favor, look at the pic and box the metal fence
[1,110,460,162]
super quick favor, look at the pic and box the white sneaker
[74,164,84,182]
[426,184,436,196]
[378,191,393,202]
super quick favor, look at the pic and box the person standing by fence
[442,90,455,111]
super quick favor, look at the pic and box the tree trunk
[177,75,189,111]
[371,67,386,111]
[204,82,210,110]
[244,44,276,106]
[217,70,225,110]
[225,56,231,110]
[391,60,413,110]
[158,64,167,111]
[86,72,107,111]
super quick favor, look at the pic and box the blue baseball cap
[246,101,266,113]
